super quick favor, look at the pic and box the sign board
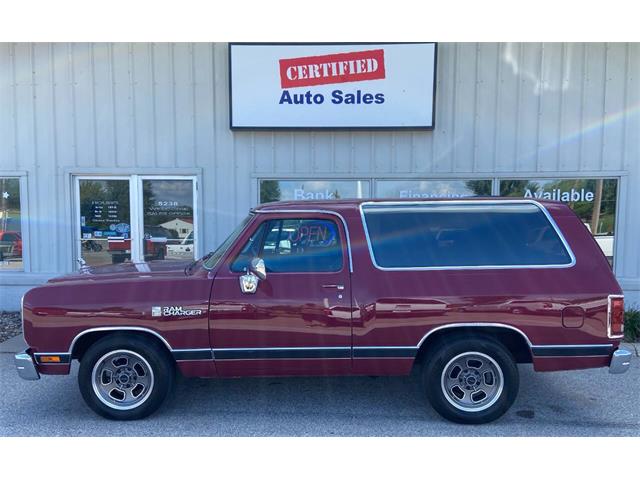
[230,43,437,129]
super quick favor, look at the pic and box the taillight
[608,295,624,338]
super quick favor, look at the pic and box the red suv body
[15,198,631,423]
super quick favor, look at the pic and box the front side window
[232,218,343,273]
[0,177,23,271]
[362,203,573,269]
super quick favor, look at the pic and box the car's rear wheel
[78,334,174,420]
[422,335,519,424]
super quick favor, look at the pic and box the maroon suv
[15,198,631,424]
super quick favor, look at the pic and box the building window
[76,176,197,267]
[79,178,131,266]
[375,179,493,198]
[259,179,370,203]
[0,177,24,271]
[499,178,618,266]
[142,179,195,262]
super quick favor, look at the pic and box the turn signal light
[608,295,624,338]
[40,356,61,363]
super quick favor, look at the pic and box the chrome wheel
[440,351,504,412]
[91,349,155,411]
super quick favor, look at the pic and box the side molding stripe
[353,347,418,358]
[531,345,613,357]
[213,348,351,360]
[171,349,214,361]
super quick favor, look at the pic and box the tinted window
[232,218,343,273]
[363,203,572,268]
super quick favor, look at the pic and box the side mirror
[249,257,267,281]
[239,258,266,294]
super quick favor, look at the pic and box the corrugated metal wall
[0,42,638,308]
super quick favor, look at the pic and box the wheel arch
[70,327,173,361]
[413,323,533,368]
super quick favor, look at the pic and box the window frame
[0,173,29,272]
[359,199,576,271]
[73,174,199,268]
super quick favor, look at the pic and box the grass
[624,308,640,342]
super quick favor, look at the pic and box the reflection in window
[232,218,343,273]
[363,204,572,268]
[500,178,618,265]
[79,179,131,267]
[0,178,23,271]
[143,179,195,261]
[260,179,370,203]
[375,179,492,198]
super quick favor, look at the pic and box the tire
[421,335,519,424]
[78,334,175,420]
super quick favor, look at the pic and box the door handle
[322,284,344,290]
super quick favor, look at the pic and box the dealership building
[0,42,638,309]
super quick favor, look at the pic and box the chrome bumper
[15,349,40,380]
[609,349,632,374]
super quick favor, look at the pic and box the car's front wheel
[78,334,175,420]
[422,335,519,424]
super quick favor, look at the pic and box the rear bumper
[609,348,632,374]
[14,349,40,380]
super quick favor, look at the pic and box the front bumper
[14,349,40,380]
[609,348,632,374]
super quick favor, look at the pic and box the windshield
[202,214,254,270]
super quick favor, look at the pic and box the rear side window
[231,218,343,273]
[362,203,573,269]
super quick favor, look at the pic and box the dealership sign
[229,43,437,129]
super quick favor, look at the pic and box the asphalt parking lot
[1,349,638,437]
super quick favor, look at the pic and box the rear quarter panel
[347,202,622,375]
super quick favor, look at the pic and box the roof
[253,197,565,212]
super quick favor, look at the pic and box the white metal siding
[0,42,638,308]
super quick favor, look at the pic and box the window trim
[359,199,577,271]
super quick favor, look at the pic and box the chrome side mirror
[239,258,266,294]
[249,257,266,281]
[239,272,259,294]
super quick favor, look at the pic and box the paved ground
[1,345,638,436]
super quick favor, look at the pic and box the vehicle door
[210,213,353,376]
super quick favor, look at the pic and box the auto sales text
[279,89,385,105]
